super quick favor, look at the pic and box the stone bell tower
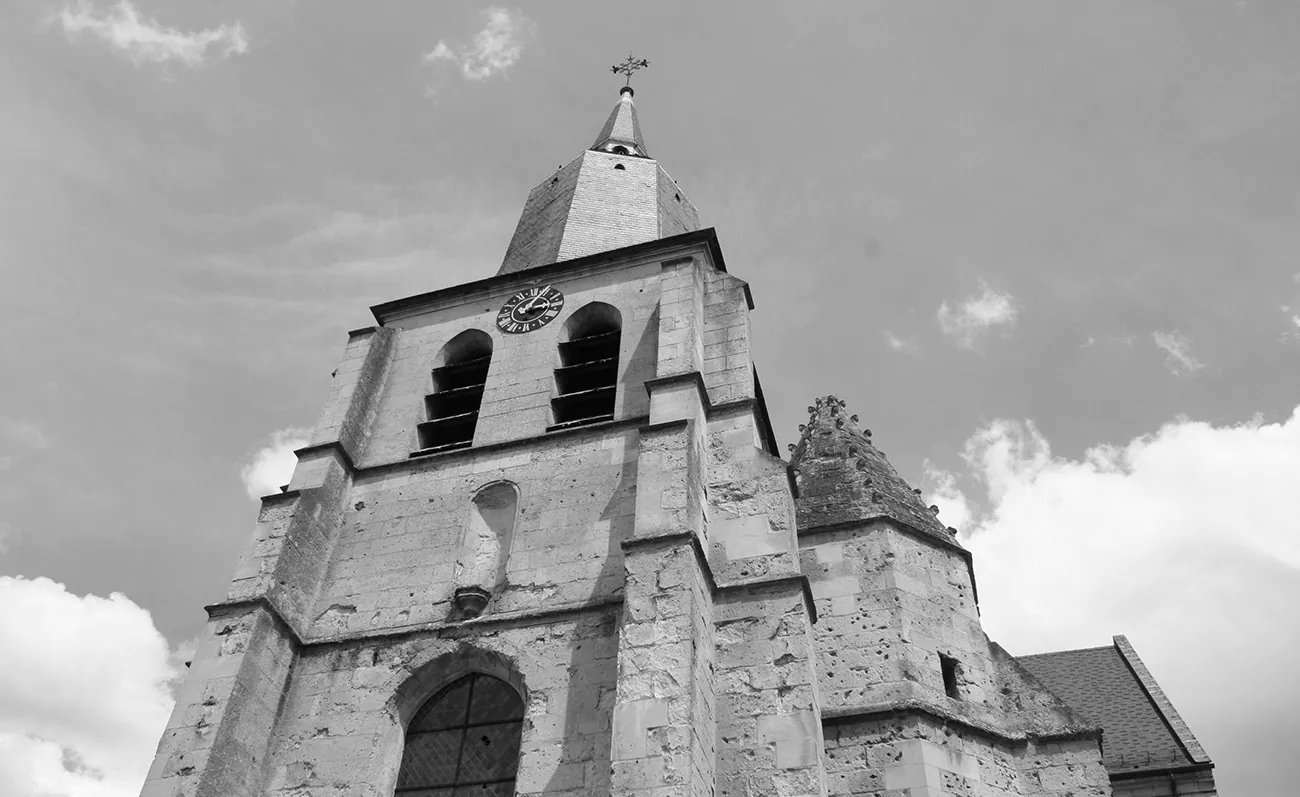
[141,79,1213,797]
[140,83,819,797]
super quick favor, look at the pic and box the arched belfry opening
[550,302,621,429]
[395,673,524,794]
[452,481,519,619]
[418,330,492,452]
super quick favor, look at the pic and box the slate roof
[592,88,648,155]
[1018,636,1211,775]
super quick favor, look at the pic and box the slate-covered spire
[591,86,648,156]
[790,396,960,545]
[497,87,700,275]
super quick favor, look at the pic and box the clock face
[496,285,564,334]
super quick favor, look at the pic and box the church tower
[141,82,1214,797]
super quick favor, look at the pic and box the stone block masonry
[140,229,1132,797]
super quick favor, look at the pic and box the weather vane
[611,53,649,87]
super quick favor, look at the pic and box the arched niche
[452,481,519,618]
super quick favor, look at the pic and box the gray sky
[1,1,1297,794]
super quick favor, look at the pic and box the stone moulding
[620,528,818,623]
[821,700,1103,747]
[206,593,626,652]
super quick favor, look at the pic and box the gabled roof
[1018,636,1212,776]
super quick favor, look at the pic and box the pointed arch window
[550,303,620,430]
[418,330,492,453]
[396,673,524,795]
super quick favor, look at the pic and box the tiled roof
[1018,638,1209,774]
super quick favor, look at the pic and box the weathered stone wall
[800,521,989,716]
[825,714,1110,797]
[309,427,637,637]
[262,611,619,797]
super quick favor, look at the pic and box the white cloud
[424,7,532,81]
[882,330,918,353]
[920,461,973,532]
[1151,329,1205,376]
[57,1,248,67]
[926,410,1300,791]
[937,281,1017,347]
[0,576,181,797]
[239,427,309,499]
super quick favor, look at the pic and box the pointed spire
[591,86,648,157]
[497,85,700,275]
[789,396,959,545]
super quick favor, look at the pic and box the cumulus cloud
[0,576,181,797]
[57,1,248,67]
[937,281,1017,347]
[239,427,309,499]
[424,7,532,81]
[1151,329,1205,376]
[925,410,1300,795]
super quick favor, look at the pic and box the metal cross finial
[611,53,649,86]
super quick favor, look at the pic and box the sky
[1,1,1298,794]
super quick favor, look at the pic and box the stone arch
[433,328,493,369]
[559,301,622,344]
[388,645,528,794]
[391,645,528,730]
[451,480,519,618]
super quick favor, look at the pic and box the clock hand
[520,286,552,314]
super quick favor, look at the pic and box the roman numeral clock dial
[496,286,564,334]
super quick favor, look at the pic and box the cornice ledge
[798,516,969,559]
[293,440,358,474]
[716,572,818,624]
[821,700,1102,746]
[374,228,726,324]
[204,595,306,649]
[350,415,650,478]
[621,530,717,595]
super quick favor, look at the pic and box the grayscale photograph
[0,2,1294,796]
